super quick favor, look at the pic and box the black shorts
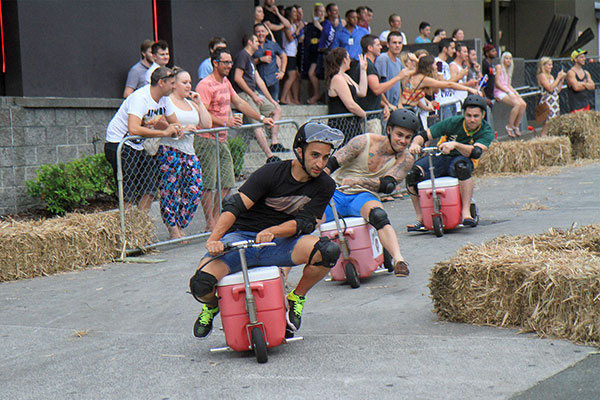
[104,141,158,202]
[286,56,297,72]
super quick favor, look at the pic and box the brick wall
[0,97,121,215]
[0,99,325,215]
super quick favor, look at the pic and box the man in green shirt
[406,94,493,229]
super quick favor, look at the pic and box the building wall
[512,0,597,59]
[5,0,253,98]
[0,97,120,214]
[12,0,153,98]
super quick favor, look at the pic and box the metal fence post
[215,129,222,215]
[116,138,127,260]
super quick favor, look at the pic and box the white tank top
[451,61,468,107]
[282,23,298,57]
[161,97,198,155]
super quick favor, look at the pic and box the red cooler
[216,266,286,352]
[417,177,462,231]
[319,217,384,280]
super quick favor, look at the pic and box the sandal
[513,126,521,137]
[394,261,410,277]
[407,220,427,232]
[505,126,516,138]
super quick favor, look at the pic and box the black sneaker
[266,155,281,164]
[286,290,306,332]
[193,304,219,338]
[270,143,290,153]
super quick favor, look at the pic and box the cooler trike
[209,240,302,363]
[413,147,478,237]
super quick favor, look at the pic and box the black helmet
[293,122,344,150]
[387,109,420,132]
[462,94,487,112]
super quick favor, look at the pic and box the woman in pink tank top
[494,52,527,137]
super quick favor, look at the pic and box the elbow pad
[221,193,247,218]
[470,146,483,159]
[415,129,428,141]
[295,211,317,236]
[325,156,340,173]
[378,176,398,194]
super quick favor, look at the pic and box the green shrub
[228,136,247,177]
[26,154,115,215]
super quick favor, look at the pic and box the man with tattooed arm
[323,109,419,277]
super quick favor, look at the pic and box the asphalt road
[1,162,599,400]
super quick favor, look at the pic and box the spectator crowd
[110,1,596,237]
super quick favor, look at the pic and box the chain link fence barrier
[115,119,299,257]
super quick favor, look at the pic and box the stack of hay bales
[0,209,155,282]
[475,136,572,175]
[547,111,600,159]
[429,225,600,346]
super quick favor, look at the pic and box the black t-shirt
[348,58,381,112]
[231,49,256,93]
[482,58,496,101]
[232,160,335,233]
[263,8,283,45]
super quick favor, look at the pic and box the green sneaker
[286,290,306,332]
[193,304,219,338]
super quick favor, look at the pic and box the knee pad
[453,160,472,180]
[189,270,218,303]
[368,207,390,230]
[405,166,423,191]
[307,237,340,268]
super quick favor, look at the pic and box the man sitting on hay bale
[406,94,494,230]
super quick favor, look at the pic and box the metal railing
[114,102,495,257]
[115,119,300,257]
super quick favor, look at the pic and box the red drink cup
[265,50,272,56]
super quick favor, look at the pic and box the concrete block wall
[0,100,327,215]
[0,97,121,215]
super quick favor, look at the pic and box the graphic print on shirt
[265,195,312,216]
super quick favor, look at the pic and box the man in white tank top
[450,43,477,112]
[322,109,419,277]
[435,39,458,120]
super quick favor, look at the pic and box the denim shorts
[205,231,301,274]
[323,190,379,222]
[415,154,473,181]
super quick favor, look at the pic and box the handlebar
[421,146,441,156]
[224,240,276,250]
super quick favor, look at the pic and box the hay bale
[429,225,600,346]
[547,111,600,159]
[0,209,155,282]
[475,136,572,175]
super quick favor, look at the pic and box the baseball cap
[571,49,587,62]
[483,44,495,55]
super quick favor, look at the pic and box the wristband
[260,115,265,122]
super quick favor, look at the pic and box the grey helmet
[293,122,344,175]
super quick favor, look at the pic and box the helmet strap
[294,146,311,176]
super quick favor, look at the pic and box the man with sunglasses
[105,67,184,210]
[195,48,277,232]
